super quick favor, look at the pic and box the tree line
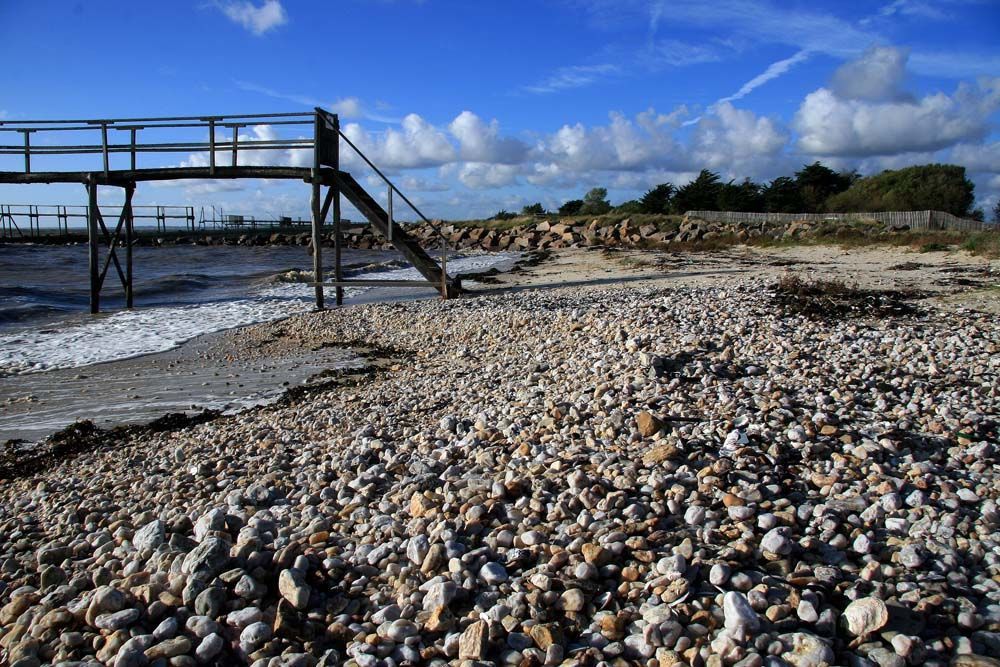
[497,163,987,222]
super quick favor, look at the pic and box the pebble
[480,561,509,585]
[0,278,996,667]
[843,598,889,637]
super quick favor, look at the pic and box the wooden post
[334,184,343,306]
[124,183,135,309]
[21,130,30,173]
[311,170,324,310]
[130,128,137,171]
[87,178,100,313]
[333,114,343,306]
[441,252,448,300]
[231,124,241,167]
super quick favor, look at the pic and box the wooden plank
[313,280,437,288]
[0,165,320,185]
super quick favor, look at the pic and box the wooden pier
[0,108,460,312]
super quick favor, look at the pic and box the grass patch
[451,217,535,231]
[772,274,924,319]
[919,242,951,252]
[961,231,1000,258]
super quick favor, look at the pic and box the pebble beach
[1,247,999,667]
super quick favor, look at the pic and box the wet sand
[0,324,365,443]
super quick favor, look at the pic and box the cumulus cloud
[401,175,450,192]
[794,48,1000,158]
[693,103,789,176]
[795,78,1000,157]
[829,46,910,102]
[456,163,520,189]
[536,108,689,173]
[216,0,287,35]
[342,114,455,169]
[448,112,528,164]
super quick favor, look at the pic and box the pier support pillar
[310,170,324,310]
[86,178,99,313]
[123,183,135,309]
[334,182,343,306]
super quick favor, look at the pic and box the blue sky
[1,0,999,220]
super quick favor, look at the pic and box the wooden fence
[685,210,991,232]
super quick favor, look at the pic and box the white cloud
[829,46,909,102]
[448,111,528,164]
[217,0,287,36]
[523,64,620,94]
[457,163,520,189]
[794,77,1000,157]
[714,50,811,106]
[342,114,455,169]
[536,108,689,173]
[693,103,790,177]
[401,175,450,192]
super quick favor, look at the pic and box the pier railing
[0,109,451,245]
[0,112,315,176]
[0,203,196,239]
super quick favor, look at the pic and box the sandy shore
[0,243,998,666]
[478,245,999,312]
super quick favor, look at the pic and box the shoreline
[0,250,533,445]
